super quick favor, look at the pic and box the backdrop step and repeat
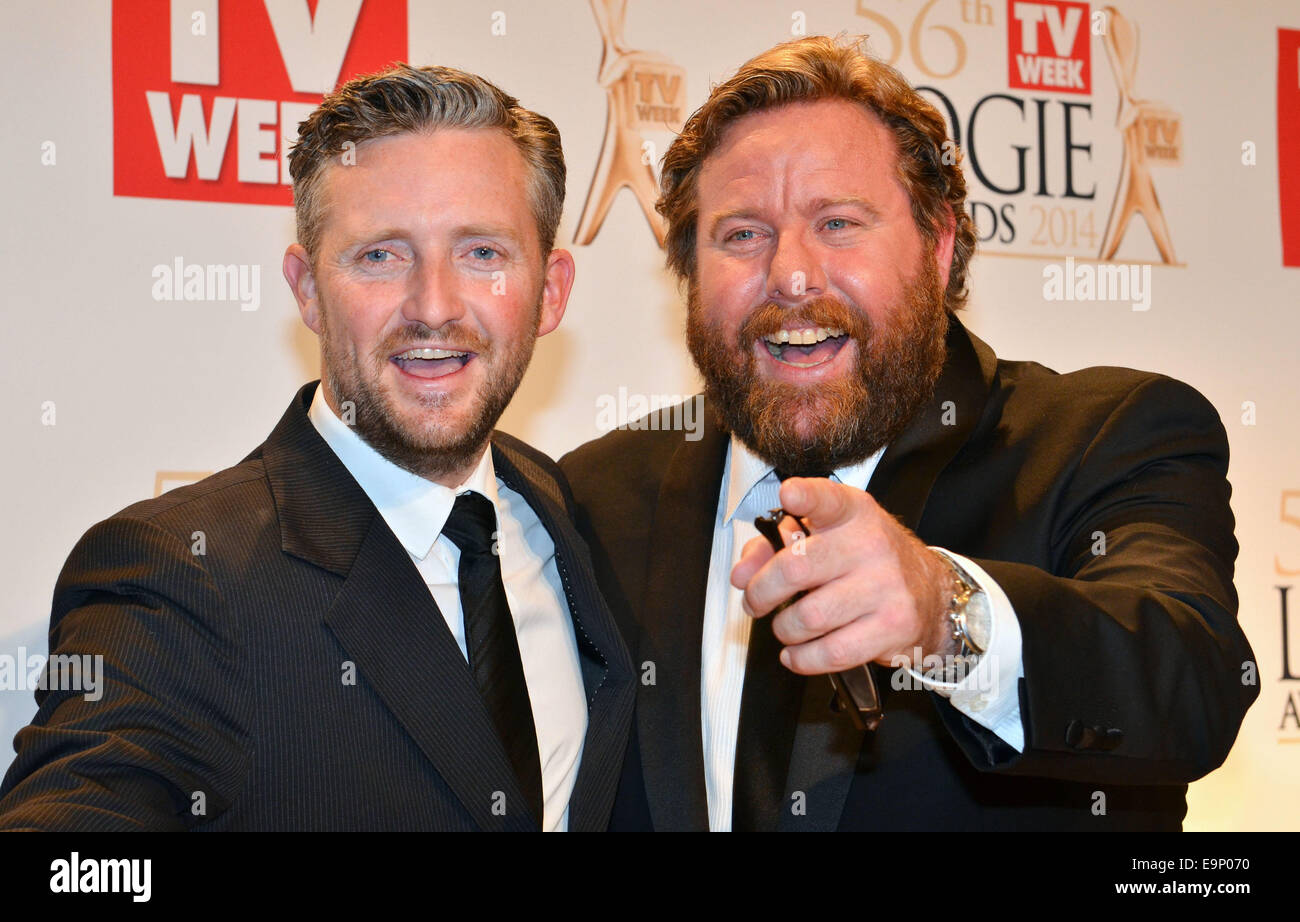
[1,0,1296,830]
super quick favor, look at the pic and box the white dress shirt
[701,435,1026,830]
[308,387,587,831]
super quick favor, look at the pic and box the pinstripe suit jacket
[0,382,635,831]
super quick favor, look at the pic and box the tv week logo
[112,0,406,205]
[1007,0,1091,95]
[1280,28,1300,268]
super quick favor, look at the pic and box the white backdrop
[1,0,1297,830]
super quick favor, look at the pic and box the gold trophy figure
[575,0,686,247]
[1099,5,1178,264]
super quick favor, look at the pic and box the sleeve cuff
[902,548,1026,752]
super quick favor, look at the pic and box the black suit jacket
[560,315,1258,831]
[0,382,635,831]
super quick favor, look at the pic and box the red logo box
[1007,0,1091,95]
[113,0,407,205]
[1280,28,1300,268]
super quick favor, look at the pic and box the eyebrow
[451,223,527,245]
[336,223,528,251]
[704,197,882,239]
[804,196,882,221]
[337,227,407,250]
[705,209,763,241]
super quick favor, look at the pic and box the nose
[765,229,826,305]
[401,254,466,331]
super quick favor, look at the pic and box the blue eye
[729,229,756,242]
[362,249,391,262]
[823,218,853,231]
[471,246,500,260]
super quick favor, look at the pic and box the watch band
[939,554,983,682]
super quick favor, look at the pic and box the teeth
[396,347,467,360]
[763,327,846,346]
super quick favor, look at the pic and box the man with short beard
[0,65,634,831]
[561,36,1256,831]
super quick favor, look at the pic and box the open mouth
[760,326,850,368]
[391,346,475,379]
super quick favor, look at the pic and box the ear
[536,247,576,337]
[283,244,321,334]
[932,205,957,292]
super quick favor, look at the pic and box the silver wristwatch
[937,554,989,682]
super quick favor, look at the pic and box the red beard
[686,254,949,475]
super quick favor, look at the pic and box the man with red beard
[561,36,1256,830]
[0,65,633,831]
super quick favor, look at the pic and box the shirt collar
[723,434,887,526]
[307,384,499,560]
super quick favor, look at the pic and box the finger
[731,535,775,592]
[742,534,836,619]
[779,477,870,532]
[777,513,807,546]
[779,614,902,676]
[770,578,886,647]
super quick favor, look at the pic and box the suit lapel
[866,314,995,530]
[263,383,534,831]
[491,435,636,833]
[321,516,536,831]
[781,315,997,831]
[637,416,729,831]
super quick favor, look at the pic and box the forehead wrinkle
[706,98,906,194]
[319,160,538,255]
[709,169,882,232]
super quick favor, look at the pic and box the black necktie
[441,491,544,827]
[731,470,824,832]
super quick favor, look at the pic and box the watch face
[965,593,992,654]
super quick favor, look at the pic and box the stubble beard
[318,297,541,482]
[686,254,950,476]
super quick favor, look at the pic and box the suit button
[1065,719,1098,749]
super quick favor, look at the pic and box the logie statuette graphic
[575,0,686,247]
[1099,4,1181,264]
